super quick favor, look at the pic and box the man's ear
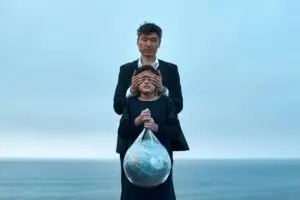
[157,39,161,48]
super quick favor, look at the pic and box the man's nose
[145,40,151,46]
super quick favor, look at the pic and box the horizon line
[0,157,300,161]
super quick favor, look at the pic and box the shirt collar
[138,57,160,69]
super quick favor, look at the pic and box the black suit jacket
[113,59,183,115]
[113,59,189,153]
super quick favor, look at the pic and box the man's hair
[137,22,162,41]
[135,65,159,76]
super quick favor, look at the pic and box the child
[117,64,186,200]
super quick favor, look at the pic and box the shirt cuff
[162,87,169,96]
[126,86,136,98]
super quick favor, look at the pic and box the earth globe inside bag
[123,128,172,188]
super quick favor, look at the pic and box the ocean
[0,159,299,200]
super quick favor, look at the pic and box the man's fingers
[135,78,143,85]
[148,73,159,79]
[147,76,158,83]
[150,79,161,88]
[132,72,140,84]
[132,75,139,83]
[148,74,161,83]
[132,75,143,85]
[132,79,141,88]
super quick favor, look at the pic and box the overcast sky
[0,0,299,159]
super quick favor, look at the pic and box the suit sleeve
[118,99,144,139]
[168,65,183,114]
[157,97,182,140]
[113,65,131,115]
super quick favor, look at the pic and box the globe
[123,132,172,188]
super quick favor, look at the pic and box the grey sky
[0,0,299,159]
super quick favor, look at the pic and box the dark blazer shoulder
[158,59,178,68]
[120,60,138,70]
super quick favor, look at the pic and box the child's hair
[135,65,160,76]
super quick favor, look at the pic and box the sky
[0,0,299,159]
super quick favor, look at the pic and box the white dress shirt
[126,57,169,98]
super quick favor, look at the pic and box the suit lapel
[131,60,139,71]
[157,59,167,72]
[157,60,168,85]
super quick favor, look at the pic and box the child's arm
[118,100,143,139]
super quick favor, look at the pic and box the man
[113,22,189,200]
[113,22,183,116]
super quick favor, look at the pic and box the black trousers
[120,154,125,200]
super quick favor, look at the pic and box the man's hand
[144,118,158,132]
[148,71,164,93]
[130,71,143,94]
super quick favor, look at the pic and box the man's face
[137,32,160,57]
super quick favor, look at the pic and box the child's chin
[141,90,153,94]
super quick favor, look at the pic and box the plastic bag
[123,128,172,188]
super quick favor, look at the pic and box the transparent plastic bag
[123,128,172,188]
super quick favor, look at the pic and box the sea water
[0,159,299,200]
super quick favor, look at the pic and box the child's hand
[135,109,151,126]
[140,108,151,122]
[144,118,158,132]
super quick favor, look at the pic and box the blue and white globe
[123,131,172,188]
